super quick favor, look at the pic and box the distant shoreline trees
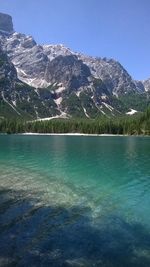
[0,107,150,135]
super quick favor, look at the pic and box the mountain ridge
[0,12,149,120]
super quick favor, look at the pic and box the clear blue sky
[0,0,150,80]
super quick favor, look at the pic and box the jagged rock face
[2,32,92,90]
[1,32,51,88]
[134,80,145,92]
[0,46,22,117]
[143,79,150,92]
[0,46,17,92]
[42,46,142,95]
[43,44,73,60]
[0,30,141,95]
[77,56,138,95]
[0,45,122,119]
[0,46,59,119]
[0,12,148,96]
[0,13,14,33]
[0,12,149,119]
[1,33,91,91]
[47,55,91,90]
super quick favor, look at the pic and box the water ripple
[0,136,150,266]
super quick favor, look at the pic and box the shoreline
[0,132,149,137]
[9,132,149,137]
[20,133,124,136]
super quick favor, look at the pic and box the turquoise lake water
[0,135,150,267]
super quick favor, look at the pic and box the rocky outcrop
[0,27,143,96]
[143,79,150,92]
[0,12,149,119]
[134,80,145,92]
[1,32,50,88]
[0,45,17,94]
[47,55,91,90]
[0,46,59,119]
[77,55,138,95]
[0,13,14,33]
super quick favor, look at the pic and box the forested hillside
[0,107,149,135]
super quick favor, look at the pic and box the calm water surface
[0,135,150,267]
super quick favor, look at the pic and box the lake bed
[0,135,150,267]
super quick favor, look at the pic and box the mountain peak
[0,12,14,33]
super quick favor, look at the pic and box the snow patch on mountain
[54,97,62,106]
[102,102,114,111]
[32,111,68,121]
[83,107,90,118]
[2,92,20,115]
[126,109,138,115]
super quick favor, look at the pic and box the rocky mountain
[143,79,150,92]
[0,46,19,118]
[0,45,59,119]
[0,12,149,119]
[0,12,14,33]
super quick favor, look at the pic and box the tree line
[0,107,150,135]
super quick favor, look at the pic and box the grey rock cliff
[143,79,150,92]
[77,55,138,95]
[0,12,149,119]
[0,45,17,91]
[0,45,59,119]
[47,55,91,90]
[0,13,14,33]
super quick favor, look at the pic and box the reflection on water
[0,135,150,267]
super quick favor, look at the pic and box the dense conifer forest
[0,107,150,135]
